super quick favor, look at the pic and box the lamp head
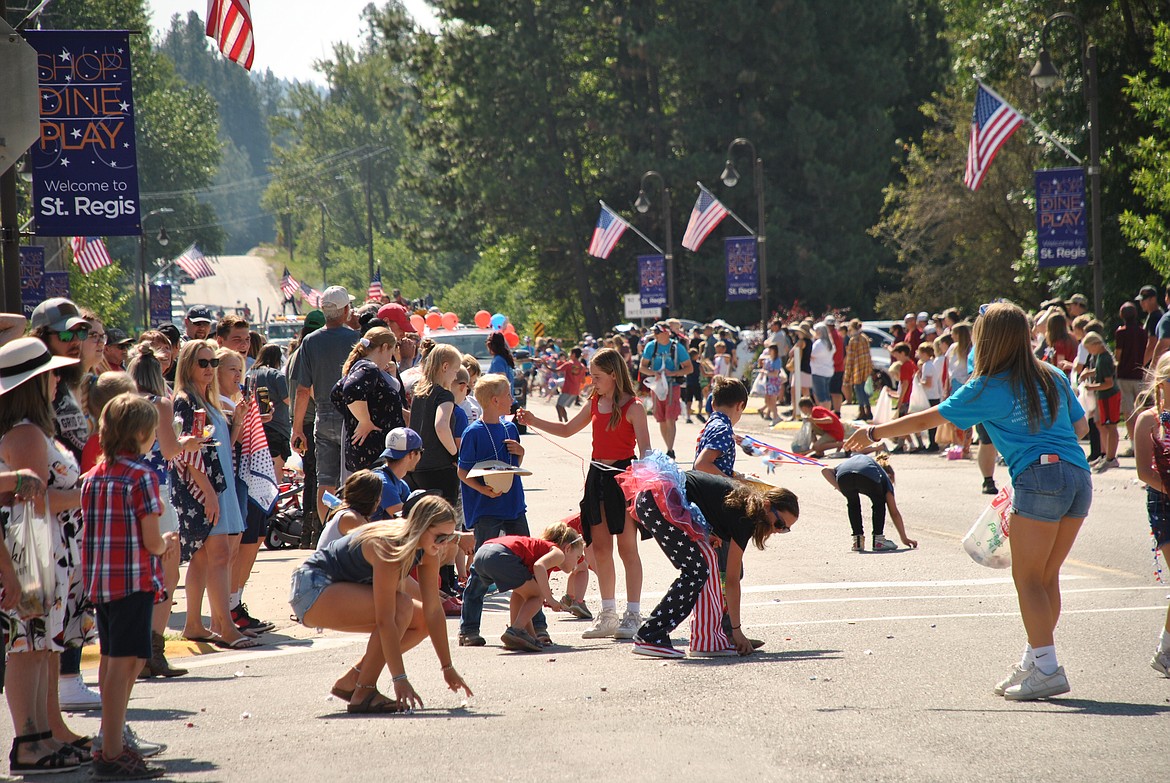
[634,190,651,214]
[156,227,169,247]
[1030,49,1060,90]
[720,161,740,188]
[17,156,33,184]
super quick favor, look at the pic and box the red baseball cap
[378,303,416,332]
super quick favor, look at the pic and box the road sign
[0,20,40,169]
[624,293,662,320]
[533,321,545,337]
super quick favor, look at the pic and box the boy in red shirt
[81,393,177,779]
[554,347,587,422]
[890,342,924,453]
[797,397,846,457]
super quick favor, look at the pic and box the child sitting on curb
[470,522,585,651]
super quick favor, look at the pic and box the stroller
[264,474,306,550]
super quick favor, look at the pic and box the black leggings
[837,472,887,537]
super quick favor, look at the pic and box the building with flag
[964,82,1025,191]
[69,237,114,275]
[681,189,729,251]
[587,204,629,259]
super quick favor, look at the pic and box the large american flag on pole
[280,267,301,300]
[964,81,1025,191]
[681,188,729,251]
[367,268,384,301]
[206,0,255,71]
[299,282,323,308]
[174,243,215,279]
[587,203,629,259]
[69,236,113,275]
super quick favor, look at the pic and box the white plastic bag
[643,372,669,402]
[962,486,1013,569]
[1077,382,1096,420]
[4,501,56,618]
[908,379,930,413]
[750,371,768,397]
[791,420,814,454]
[872,387,894,425]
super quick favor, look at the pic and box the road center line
[750,604,1168,628]
[742,584,1168,608]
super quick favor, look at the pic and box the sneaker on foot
[97,725,166,759]
[91,748,164,781]
[1003,666,1070,701]
[1093,457,1120,473]
[631,635,684,659]
[993,664,1031,696]
[850,534,864,553]
[688,647,738,658]
[232,603,275,633]
[458,632,486,647]
[871,535,898,552]
[581,609,621,639]
[501,627,542,652]
[1151,648,1170,677]
[613,610,642,640]
[563,597,592,620]
[59,673,102,711]
[981,478,998,495]
[666,450,677,460]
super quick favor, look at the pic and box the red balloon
[442,312,458,331]
[504,331,520,348]
[425,312,443,330]
[409,314,425,333]
[474,310,491,329]
[503,322,516,334]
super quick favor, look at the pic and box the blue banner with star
[25,31,141,237]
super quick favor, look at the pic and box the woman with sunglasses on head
[615,454,799,659]
[170,340,257,649]
[846,302,1091,701]
[289,495,473,713]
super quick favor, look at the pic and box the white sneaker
[581,609,620,639]
[1093,457,1119,473]
[871,535,898,552]
[688,647,738,658]
[58,673,101,711]
[631,635,684,659]
[993,664,1031,696]
[613,610,642,640]
[1003,666,1070,701]
[1152,648,1170,677]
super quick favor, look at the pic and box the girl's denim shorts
[1011,460,1092,523]
[289,566,333,624]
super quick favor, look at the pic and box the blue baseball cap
[380,427,422,461]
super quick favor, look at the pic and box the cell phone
[256,386,271,414]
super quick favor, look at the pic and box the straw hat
[0,337,79,394]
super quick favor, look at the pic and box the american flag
[964,82,1025,191]
[681,188,729,251]
[239,396,278,513]
[206,0,254,71]
[280,267,300,300]
[174,243,215,279]
[299,282,323,307]
[587,203,629,259]
[69,236,113,275]
[367,269,384,301]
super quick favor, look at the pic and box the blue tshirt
[694,411,736,477]
[642,338,689,384]
[938,369,1089,481]
[489,355,516,400]
[835,454,894,495]
[458,419,525,527]
[452,404,469,440]
[373,466,411,521]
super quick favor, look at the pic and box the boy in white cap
[374,427,423,519]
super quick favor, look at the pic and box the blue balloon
[490,313,506,330]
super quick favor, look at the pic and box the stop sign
[0,20,40,170]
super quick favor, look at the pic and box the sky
[147,1,437,85]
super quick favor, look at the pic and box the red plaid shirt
[81,456,164,603]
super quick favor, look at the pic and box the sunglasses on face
[53,327,90,343]
[771,508,791,534]
[433,531,461,545]
[196,358,221,369]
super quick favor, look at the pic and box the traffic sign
[533,321,545,337]
[0,20,40,170]
[624,293,662,320]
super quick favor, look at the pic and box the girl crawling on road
[289,495,472,712]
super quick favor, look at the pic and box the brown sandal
[345,684,401,714]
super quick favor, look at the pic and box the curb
[81,638,221,668]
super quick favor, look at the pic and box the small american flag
[206,0,254,71]
[69,236,113,275]
[367,269,384,301]
[239,397,278,513]
[587,204,629,259]
[964,82,1025,191]
[280,267,300,300]
[174,243,215,279]
[681,189,729,251]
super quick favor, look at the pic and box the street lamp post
[720,138,768,327]
[138,207,173,330]
[1031,12,1103,318]
[634,171,674,315]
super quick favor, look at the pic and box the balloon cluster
[473,310,520,347]
[409,311,461,333]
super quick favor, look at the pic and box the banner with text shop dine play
[1035,167,1088,269]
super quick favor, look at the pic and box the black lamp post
[720,138,767,326]
[138,207,172,330]
[634,170,674,314]
[1031,12,1103,318]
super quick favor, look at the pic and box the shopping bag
[750,371,768,397]
[791,420,814,454]
[4,501,56,619]
[1077,382,1096,420]
[872,387,894,425]
[936,421,957,447]
[908,379,930,413]
[643,372,669,402]
[961,486,1013,569]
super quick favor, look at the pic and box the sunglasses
[53,327,90,343]
[771,508,791,534]
[433,531,461,545]
[196,358,221,369]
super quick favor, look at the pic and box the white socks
[626,602,641,614]
[229,590,242,610]
[601,599,617,613]
[1160,629,1170,652]
[1020,644,1034,670]
[1031,644,1059,675]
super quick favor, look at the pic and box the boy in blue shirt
[692,376,748,479]
[373,427,421,519]
[456,374,547,646]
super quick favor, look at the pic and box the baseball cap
[320,286,355,317]
[30,297,87,333]
[381,427,423,461]
[107,327,133,347]
[402,488,442,517]
[377,303,416,333]
[158,323,182,346]
[1068,293,1088,307]
[186,305,213,323]
[303,310,326,331]
[1138,285,1158,301]
[824,315,837,326]
[904,312,916,321]
[916,311,929,321]
[651,322,667,334]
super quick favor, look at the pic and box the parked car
[860,322,895,372]
[428,327,495,365]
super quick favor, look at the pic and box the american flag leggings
[633,491,731,652]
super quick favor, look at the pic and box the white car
[859,323,895,372]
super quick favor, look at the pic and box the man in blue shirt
[639,322,693,459]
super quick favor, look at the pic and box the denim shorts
[289,566,333,623]
[1011,460,1093,523]
[1146,488,1170,547]
[470,543,533,593]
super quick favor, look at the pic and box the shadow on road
[678,648,843,665]
[317,707,503,721]
[929,698,1170,717]
[150,757,219,775]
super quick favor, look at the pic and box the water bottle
[322,491,342,509]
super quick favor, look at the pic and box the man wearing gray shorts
[293,286,359,524]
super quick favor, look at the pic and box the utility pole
[318,200,327,287]
[364,157,374,283]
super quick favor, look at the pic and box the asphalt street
[4,395,1167,782]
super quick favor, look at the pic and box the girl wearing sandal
[290,495,473,712]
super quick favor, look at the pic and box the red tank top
[591,395,637,460]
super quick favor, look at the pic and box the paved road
[177,253,283,322]
[5,396,1167,782]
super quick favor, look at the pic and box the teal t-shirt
[939,369,1089,481]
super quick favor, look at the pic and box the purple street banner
[25,30,141,237]
[150,284,172,327]
[1035,167,1088,268]
[725,236,759,301]
[43,271,71,301]
[20,246,46,319]
[638,254,666,308]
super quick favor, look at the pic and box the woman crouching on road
[289,495,472,712]
[846,302,1091,701]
